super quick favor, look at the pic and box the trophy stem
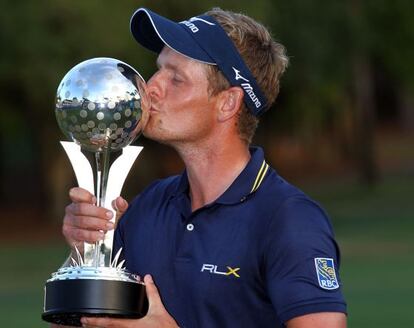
[93,145,110,267]
[95,145,111,208]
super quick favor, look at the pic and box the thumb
[144,274,164,314]
[112,196,129,223]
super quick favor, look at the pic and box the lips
[148,105,159,113]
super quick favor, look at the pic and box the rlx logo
[201,264,240,278]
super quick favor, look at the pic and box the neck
[175,137,250,211]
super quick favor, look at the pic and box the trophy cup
[42,58,150,326]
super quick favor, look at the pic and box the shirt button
[186,223,194,231]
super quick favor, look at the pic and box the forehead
[157,46,210,75]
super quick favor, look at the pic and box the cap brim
[130,8,215,65]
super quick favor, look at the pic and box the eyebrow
[156,58,188,78]
[156,58,177,70]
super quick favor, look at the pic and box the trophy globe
[42,58,150,326]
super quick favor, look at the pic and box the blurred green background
[0,0,413,327]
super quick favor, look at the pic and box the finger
[115,196,129,214]
[82,322,104,328]
[66,203,113,221]
[144,274,163,313]
[81,316,134,328]
[62,213,108,245]
[82,319,105,328]
[67,215,115,231]
[62,225,105,244]
[69,187,96,204]
[112,197,129,225]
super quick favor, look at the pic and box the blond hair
[205,8,289,144]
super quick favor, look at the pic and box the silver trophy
[42,58,150,326]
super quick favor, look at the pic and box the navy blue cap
[130,8,268,116]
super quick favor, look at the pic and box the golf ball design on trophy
[55,57,145,152]
[42,58,149,326]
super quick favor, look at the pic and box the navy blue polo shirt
[114,147,347,327]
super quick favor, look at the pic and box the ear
[217,86,244,122]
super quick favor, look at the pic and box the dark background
[1,0,413,326]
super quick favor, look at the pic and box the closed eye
[172,74,184,84]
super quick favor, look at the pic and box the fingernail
[99,232,105,240]
[146,274,154,283]
[81,317,88,324]
[69,188,75,197]
[92,196,97,204]
[106,211,113,219]
[106,222,114,229]
[121,198,128,207]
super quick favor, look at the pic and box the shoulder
[253,169,336,249]
[273,194,333,236]
[262,169,331,222]
[254,169,330,224]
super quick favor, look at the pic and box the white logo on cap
[180,17,215,33]
[189,17,216,26]
[232,67,250,82]
[232,67,262,109]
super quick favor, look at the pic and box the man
[62,7,347,328]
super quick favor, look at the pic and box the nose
[146,70,164,103]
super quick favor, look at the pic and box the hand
[81,275,178,328]
[62,187,129,250]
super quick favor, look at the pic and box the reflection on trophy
[42,58,149,326]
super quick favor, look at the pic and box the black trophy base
[42,278,148,327]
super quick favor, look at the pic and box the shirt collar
[172,146,270,205]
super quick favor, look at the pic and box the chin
[142,128,157,141]
[143,125,167,143]
[142,117,157,138]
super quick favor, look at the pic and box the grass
[1,173,413,327]
[0,244,67,327]
[342,255,414,327]
[303,173,414,327]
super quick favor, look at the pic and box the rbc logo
[314,258,339,290]
[320,279,336,288]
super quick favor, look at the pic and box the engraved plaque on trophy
[42,58,150,326]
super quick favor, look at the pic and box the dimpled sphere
[55,57,145,152]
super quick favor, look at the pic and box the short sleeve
[264,196,347,324]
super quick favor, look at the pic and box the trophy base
[42,278,148,327]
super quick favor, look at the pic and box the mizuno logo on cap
[180,16,215,33]
[232,67,262,108]
[232,67,250,82]
[189,17,216,26]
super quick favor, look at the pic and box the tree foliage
[1,0,413,212]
